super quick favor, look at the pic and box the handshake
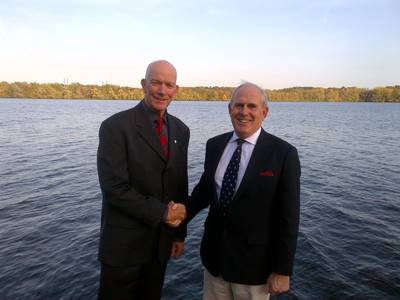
[165,201,187,228]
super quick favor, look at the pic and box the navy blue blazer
[188,129,300,285]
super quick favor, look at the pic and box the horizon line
[1,80,399,90]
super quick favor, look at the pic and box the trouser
[203,268,270,300]
[98,257,168,300]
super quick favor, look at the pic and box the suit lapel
[210,133,233,204]
[135,101,166,161]
[166,114,181,169]
[211,133,233,177]
[233,129,274,201]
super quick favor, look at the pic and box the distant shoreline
[1,82,399,102]
[2,98,400,104]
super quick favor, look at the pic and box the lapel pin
[174,139,177,144]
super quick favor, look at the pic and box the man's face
[229,85,268,139]
[141,61,178,116]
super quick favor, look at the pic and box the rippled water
[0,99,399,300]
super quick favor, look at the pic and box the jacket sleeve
[272,146,301,275]
[173,126,190,240]
[187,139,214,222]
[97,120,166,228]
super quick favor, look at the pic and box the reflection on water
[0,99,399,299]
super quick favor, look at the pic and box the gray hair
[230,82,269,107]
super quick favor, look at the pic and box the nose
[239,105,249,115]
[157,83,167,95]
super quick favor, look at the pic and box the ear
[263,106,269,119]
[140,79,146,89]
[174,84,179,95]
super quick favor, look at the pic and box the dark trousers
[98,257,168,300]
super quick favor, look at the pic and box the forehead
[232,85,264,105]
[147,63,177,82]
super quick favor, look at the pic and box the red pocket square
[260,170,274,177]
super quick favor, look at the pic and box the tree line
[0,81,399,102]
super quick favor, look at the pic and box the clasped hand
[165,201,186,227]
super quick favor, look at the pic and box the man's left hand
[170,241,184,258]
[266,273,290,296]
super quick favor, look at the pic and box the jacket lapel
[166,114,181,169]
[233,129,274,201]
[135,101,166,161]
[210,132,233,204]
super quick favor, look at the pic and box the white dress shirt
[214,128,262,200]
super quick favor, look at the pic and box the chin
[235,125,249,134]
[155,103,166,109]
[235,131,249,139]
[153,102,167,110]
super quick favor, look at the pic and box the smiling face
[141,60,178,116]
[229,84,268,139]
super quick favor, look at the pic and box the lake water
[0,99,399,300]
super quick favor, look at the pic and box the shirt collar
[142,100,168,124]
[230,127,262,145]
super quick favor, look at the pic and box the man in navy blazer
[187,82,301,299]
[97,60,189,300]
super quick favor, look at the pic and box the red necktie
[155,117,168,158]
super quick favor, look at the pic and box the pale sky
[0,0,399,89]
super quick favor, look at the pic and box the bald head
[141,60,179,116]
[145,60,177,82]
